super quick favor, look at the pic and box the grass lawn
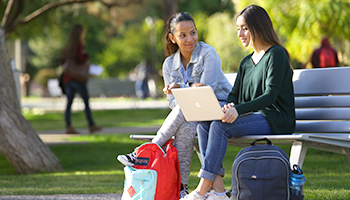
[24,108,171,130]
[0,108,349,199]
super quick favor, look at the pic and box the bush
[34,68,58,88]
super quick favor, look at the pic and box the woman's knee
[209,121,231,138]
[197,121,210,136]
[175,122,197,140]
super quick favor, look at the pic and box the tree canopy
[236,0,350,68]
[3,0,350,86]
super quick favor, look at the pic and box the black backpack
[230,138,291,200]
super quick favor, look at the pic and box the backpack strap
[138,142,167,156]
[250,138,272,145]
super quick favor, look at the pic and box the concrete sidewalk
[22,98,169,112]
[38,126,160,145]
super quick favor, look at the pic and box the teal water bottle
[289,165,306,197]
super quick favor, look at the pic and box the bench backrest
[224,66,350,134]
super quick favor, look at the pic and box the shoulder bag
[63,59,89,83]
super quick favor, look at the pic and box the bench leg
[289,141,308,169]
[345,148,350,165]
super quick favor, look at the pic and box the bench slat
[296,108,350,120]
[295,96,350,108]
[293,67,350,95]
[296,121,350,133]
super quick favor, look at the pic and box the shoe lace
[179,186,189,198]
[129,151,136,162]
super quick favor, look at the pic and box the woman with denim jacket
[117,12,232,198]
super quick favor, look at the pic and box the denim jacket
[162,42,232,109]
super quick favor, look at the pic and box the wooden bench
[130,67,350,168]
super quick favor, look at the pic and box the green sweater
[227,45,295,134]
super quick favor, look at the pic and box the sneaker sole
[117,155,134,167]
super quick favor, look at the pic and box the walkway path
[22,98,169,112]
[38,126,160,145]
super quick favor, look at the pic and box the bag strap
[138,142,167,156]
[250,138,272,145]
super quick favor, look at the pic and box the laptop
[171,86,224,121]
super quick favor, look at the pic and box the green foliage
[191,12,209,42]
[94,23,154,78]
[11,0,350,81]
[234,1,350,67]
[34,68,57,87]
[28,26,64,70]
[179,0,235,16]
[204,12,247,72]
[9,0,239,82]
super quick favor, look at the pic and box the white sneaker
[206,190,230,200]
[117,151,136,166]
[180,191,206,200]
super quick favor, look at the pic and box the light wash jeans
[152,105,197,185]
[197,112,272,182]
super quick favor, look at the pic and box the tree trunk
[0,28,62,174]
[162,0,177,24]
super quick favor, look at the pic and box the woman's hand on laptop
[190,83,206,87]
[163,82,180,95]
[221,105,238,123]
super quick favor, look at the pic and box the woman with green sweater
[181,5,295,200]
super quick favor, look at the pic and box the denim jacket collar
[172,42,201,72]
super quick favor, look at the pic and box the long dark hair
[237,5,293,70]
[62,24,85,60]
[164,12,196,57]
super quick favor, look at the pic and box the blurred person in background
[311,37,339,68]
[61,24,102,134]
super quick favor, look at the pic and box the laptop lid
[171,86,223,122]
